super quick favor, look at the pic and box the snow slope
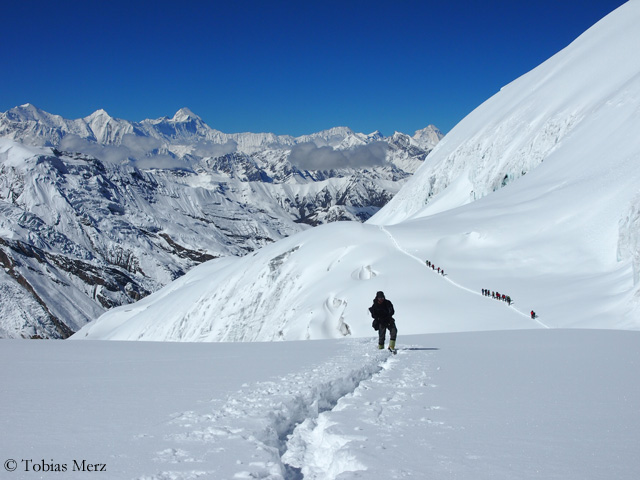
[370,0,640,225]
[3,330,640,479]
[73,221,542,342]
[75,1,640,342]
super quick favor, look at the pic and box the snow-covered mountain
[0,103,441,156]
[0,108,441,338]
[75,0,640,342]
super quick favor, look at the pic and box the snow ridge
[141,339,389,480]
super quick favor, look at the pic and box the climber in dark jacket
[369,291,397,351]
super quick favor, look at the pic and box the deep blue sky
[2,0,628,136]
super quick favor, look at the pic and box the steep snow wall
[369,0,640,225]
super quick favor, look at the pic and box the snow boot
[389,340,396,350]
[378,344,384,350]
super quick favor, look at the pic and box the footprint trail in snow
[282,346,444,479]
[136,338,409,480]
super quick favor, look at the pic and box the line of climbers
[426,260,538,320]
[425,260,445,276]
[483,289,537,318]
[482,289,512,305]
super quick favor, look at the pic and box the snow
[3,2,640,479]
[3,330,640,479]
[172,108,202,123]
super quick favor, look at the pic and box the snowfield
[3,331,640,479]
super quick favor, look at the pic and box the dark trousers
[378,320,397,346]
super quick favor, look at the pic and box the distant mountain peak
[172,107,202,123]
[85,109,112,121]
[6,103,51,122]
[412,125,444,148]
[414,125,442,136]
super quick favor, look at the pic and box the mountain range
[0,107,441,338]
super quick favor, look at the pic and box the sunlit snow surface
[3,331,640,479]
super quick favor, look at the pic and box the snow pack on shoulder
[74,2,640,342]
